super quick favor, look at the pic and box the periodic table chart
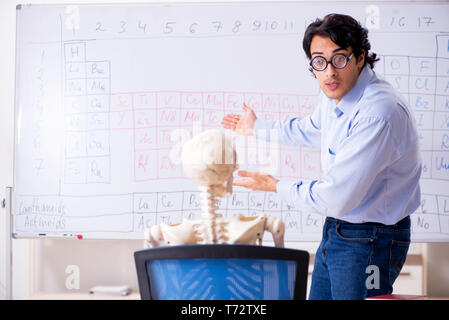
[13,2,449,241]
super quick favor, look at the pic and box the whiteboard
[13,2,449,241]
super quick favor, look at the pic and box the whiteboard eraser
[89,285,132,296]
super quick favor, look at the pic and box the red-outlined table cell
[234,146,248,172]
[157,108,181,126]
[251,147,280,176]
[111,93,133,111]
[134,108,157,128]
[157,91,181,108]
[244,93,263,112]
[133,92,157,109]
[134,150,158,181]
[203,92,224,109]
[182,92,203,109]
[279,112,298,122]
[262,93,280,112]
[258,111,279,121]
[157,127,181,148]
[280,94,300,113]
[181,109,203,125]
[298,95,318,117]
[301,148,321,180]
[203,109,224,127]
[110,110,133,130]
[224,92,244,112]
[280,149,300,178]
[158,148,182,179]
[134,127,157,151]
[247,147,260,167]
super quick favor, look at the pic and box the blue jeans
[308,216,411,300]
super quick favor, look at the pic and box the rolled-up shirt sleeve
[277,116,397,219]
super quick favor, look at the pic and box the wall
[1,0,448,299]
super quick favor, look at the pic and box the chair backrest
[134,244,309,300]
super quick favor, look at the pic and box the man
[221,14,421,300]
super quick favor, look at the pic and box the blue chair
[134,244,309,300]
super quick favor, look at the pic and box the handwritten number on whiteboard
[138,20,148,33]
[212,21,222,32]
[252,20,261,31]
[418,17,435,27]
[118,21,127,34]
[163,22,176,34]
[189,23,198,34]
[232,20,242,33]
[96,22,106,32]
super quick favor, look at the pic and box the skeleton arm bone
[265,215,285,247]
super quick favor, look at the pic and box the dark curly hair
[303,13,379,70]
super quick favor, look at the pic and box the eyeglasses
[310,53,354,72]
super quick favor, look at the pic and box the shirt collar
[331,66,374,116]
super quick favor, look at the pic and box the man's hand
[221,103,257,136]
[233,170,279,192]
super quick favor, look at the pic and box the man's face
[310,35,365,105]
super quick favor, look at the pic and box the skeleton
[144,129,285,248]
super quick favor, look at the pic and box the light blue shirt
[254,66,422,224]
